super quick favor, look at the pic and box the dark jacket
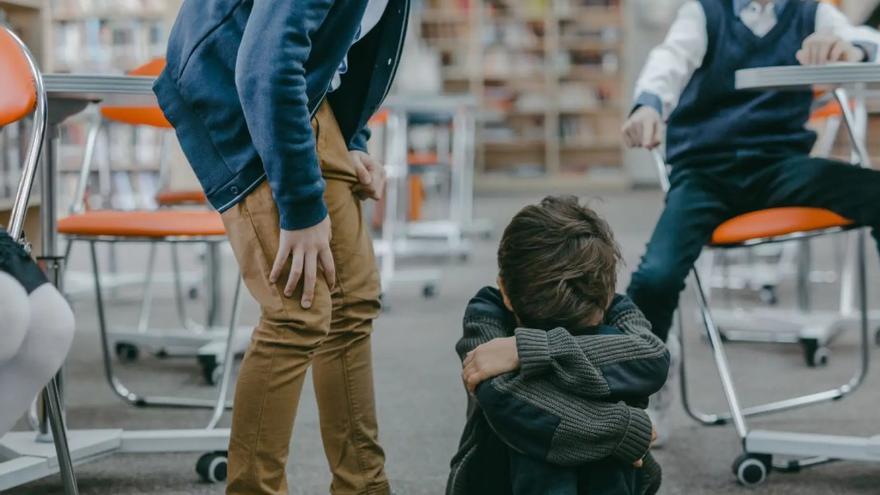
[447,287,669,495]
[154,0,409,230]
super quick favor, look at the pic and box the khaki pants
[221,103,387,495]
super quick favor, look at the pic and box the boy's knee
[630,265,685,299]
[0,273,31,363]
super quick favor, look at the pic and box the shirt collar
[733,0,789,18]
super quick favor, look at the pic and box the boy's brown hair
[498,195,622,331]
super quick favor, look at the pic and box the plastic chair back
[0,26,46,240]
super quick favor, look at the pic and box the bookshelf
[419,0,629,192]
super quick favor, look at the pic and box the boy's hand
[462,337,519,393]
[622,106,664,150]
[350,150,386,201]
[270,217,335,309]
[798,33,865,65]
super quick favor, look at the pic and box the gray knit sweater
[447,287,670,495]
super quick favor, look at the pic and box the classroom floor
[6,189,880,495]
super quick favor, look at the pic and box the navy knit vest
[666,0,818,166]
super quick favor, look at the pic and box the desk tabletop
[736,64,880,90]
[43,74,157,104]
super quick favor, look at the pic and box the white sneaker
[647,331,681,449]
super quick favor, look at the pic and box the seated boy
[447,196,671,495]
[623,0,880,441]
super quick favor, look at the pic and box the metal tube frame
[649,85,872,441]
[3,26,79,495]
[89,239,237,410]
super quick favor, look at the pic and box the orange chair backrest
[0,28,37,127]
[100,58,172,128]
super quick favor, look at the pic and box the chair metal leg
[692,270,749,439]
[679,250,871,428]
[169,242,198,332]
[136,242,158,333]
[89,241,233,410]
[43,377,79,495]
[207,274,243,430]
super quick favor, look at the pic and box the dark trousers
[627,153,880,342]
[509,451,641,495]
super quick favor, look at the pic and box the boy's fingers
[284,249,304,297]
[829,40,846,62]
[817,41,833,64]
[318,246,336,289]
[301,252,317,309]
[270,244,290,283]
[633,459,644,468]
[641,120,654,148]
[354,158,373,185]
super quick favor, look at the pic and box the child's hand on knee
[622,106,664,150]
[798,32,865,65]
[462,337,519,393]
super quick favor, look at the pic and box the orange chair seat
[59,210,225,239]
[711,207,853,246]
[156,189,208,206]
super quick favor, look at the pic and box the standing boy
[623,0,880,441]
[155,1,409,493]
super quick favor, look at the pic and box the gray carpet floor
[4,189,880,494]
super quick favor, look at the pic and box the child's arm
[462,294,669,400]
[474,373,654,469]
[631,1,707,121]
[515,294,670,400]
[455,286,515,361]
[802,3,880,65]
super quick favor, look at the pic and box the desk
[0,75,230,493]
[710,64,880,484]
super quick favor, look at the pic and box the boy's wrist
[612,408,654,465]
[514,328,551,378]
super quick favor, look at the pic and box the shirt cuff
[631,91,664,118]
[612,408,654,465]
[853,41,878,63]
[515,328,551,378]
[278,196,329,231]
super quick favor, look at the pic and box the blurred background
[2,1,880,494]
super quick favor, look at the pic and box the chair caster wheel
[188,286,200,300]
[802,339,829,367]
[196,451,228,483]
[733,453,770,486]
[422,284,437,299]
[114,342,139,363]
[759,285,778,306]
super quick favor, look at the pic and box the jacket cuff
[853,41,878,63]
[631,92,664,118]
[612,408,654,465]
[348,125,371,152]
[278,196,329,231]
[515,328,551,378]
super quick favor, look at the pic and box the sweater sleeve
[516,295,670,400]
[455,286,516,361]
[475,374,654,467]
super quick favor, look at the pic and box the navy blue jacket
[154,0,409,230]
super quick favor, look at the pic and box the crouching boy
[447,196,670,495]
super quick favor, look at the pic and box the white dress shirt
[330,0,391,91]
[634,1,880,118]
